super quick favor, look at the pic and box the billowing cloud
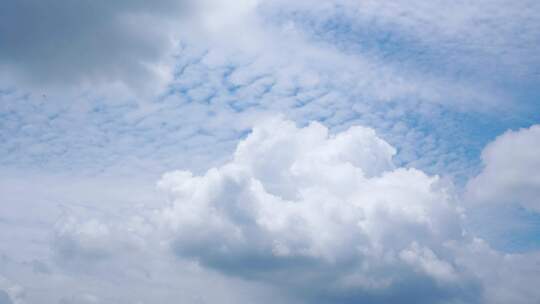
[466,125,540,212]
[155,117,533,303]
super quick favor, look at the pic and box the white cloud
[466,125,540,212]
[157,117,473,302]
[154,117,540,303]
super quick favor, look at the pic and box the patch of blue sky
[467,204,540,253]
[263,5,539,173]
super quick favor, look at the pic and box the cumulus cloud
[156,117,477,302]
[466,124,540,212]
[153,117,540,303]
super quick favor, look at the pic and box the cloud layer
[1,1,540,303]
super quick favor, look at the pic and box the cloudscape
[1,1,540,303]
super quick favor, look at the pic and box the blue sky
[1,1,540,303]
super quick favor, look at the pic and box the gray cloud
[0,291,12,304]
[0,0,191,88]
[0,276,23,304]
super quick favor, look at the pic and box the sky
[0,1,539,303]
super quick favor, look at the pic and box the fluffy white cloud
[466,125,540,212]
[157,117,474,302]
